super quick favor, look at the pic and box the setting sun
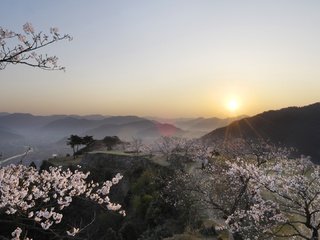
[227,99,239,112]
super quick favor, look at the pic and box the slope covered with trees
[202,103,320,163]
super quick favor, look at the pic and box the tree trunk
[311,228,318,240]
[72,146,76,159]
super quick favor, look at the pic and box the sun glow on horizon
[227,99,239,112]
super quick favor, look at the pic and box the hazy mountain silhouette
[100,116,147,125]
[42,116,149,139]
[0,114,180,164]
[1,113,229,142]
[0,113,110,131]
[0,127,23,142]
[0,113,66,131]
[175,116,246,131]
[0,113,184,152]
[85,119,184,141]
[140,123,185,138]
[148,116,246,138]
[70,114,108,120]
[202,103,320,162]
[42,117,100,135]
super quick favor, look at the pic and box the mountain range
[0,114,188,164]
[202,103,320,163]
[0,126,23,142]
[0,115,182,143]
[0,113,242,144]
[2,103,319,163]
[0,112,243,164]
[148,116,245,137]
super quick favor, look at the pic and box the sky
[1,0,320,118]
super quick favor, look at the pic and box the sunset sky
[1,0,320,118]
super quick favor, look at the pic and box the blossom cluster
[0,164,124,239]
[11,227,32,240]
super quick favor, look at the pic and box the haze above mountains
[0,113,243,142]
[0,102,319,163]
[0,112,242,162]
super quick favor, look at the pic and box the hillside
[43,141,225,240]
[202,103,320,162]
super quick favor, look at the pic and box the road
[0,147,34,165]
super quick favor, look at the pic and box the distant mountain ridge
[0,113,66,130]
[0,114,186,143]
[0,113,189,164]
[0,113,238,141]
[174,116,246,131]
[149,115,246,138]
[85,119,185,140]
[0,112,10,117]
[0,112,242,164]
[42,117,101,134]
[0,127,23,143]
[202,103,320,162]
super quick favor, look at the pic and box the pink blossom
[23,22,34,34]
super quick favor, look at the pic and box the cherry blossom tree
[153,137,211,163]
[0,21,127,240]
[164,136,320,240]
[225,156,320,240]
[164,158,284,240]
[223,159,286,239]
[209,138,291,166]
[0,164,124,240]
[126,137,143,156]
[257,157,320,240]
[154,136,183,161]
[0,22,71,70]
[162,140,296,239]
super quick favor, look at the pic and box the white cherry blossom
[0,164,124,239]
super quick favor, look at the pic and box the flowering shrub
[0,164,124,239]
